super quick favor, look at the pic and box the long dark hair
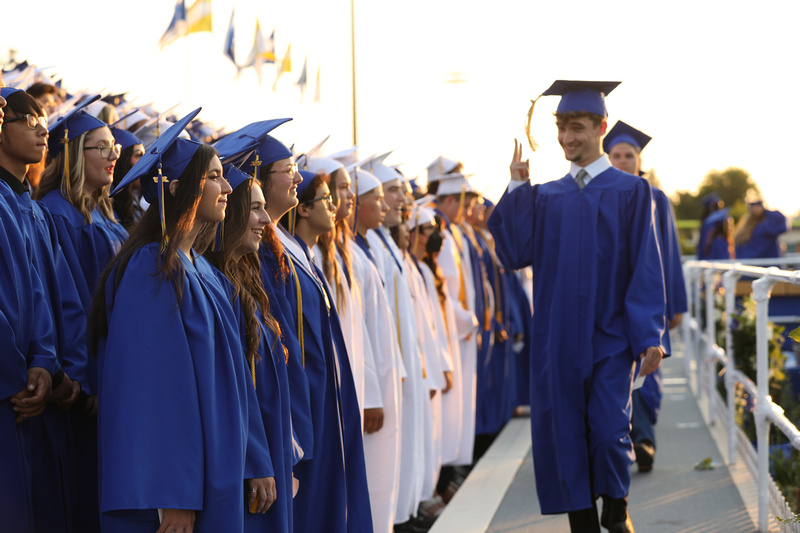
[204,178,285,366]
[111,144,146,231]
[88,144,218,356]
[318,168,351,309]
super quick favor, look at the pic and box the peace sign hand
[510,139,530,182]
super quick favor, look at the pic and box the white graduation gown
[367,227,428,523]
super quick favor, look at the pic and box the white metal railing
[682,258,800,532]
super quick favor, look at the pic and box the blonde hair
[37,128,116,223]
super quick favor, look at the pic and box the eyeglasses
[84,143,122,159]
[306,194,333,206]
[5,113,48,130]
[267,163,298,175]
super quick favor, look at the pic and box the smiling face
[82,127,119,194]
[557,115,605,166]
[195,155,231,223]
[382,178,406,227]
[263,157,302,219]
[235,182,271,258]
[608,142,641,175]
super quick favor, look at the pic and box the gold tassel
[250,150,262,179]
[250,356,256,389]
[525,96,542,152]
[455,182,466,222]
[61,128,71,197]
[288,256,305,368]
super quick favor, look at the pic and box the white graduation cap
[426,155,461,183]
[328,145,359,167]
[436,173,476,196]
[364,151,403,185]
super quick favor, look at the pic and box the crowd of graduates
[0,64,534,533]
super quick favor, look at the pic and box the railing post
[722,268,740,465]
[704,268,717,424]
[694,265,704,391]
[682,264,695,378]
[752,270,778,533]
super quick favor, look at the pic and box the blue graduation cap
[542,80,621,116]
[211,164,255,252]
[525,80,621,151]
[110,127,142,152]
[701,193,722,208]
[47,95,107,154]
[212,118,293,174]
[111,107,202,237]
[224,163,253,191]
[0,87,22,99]
[705,207,730,227]
[603,120,652,154]
[285,169,315,235]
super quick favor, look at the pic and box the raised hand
[510,139,530,182]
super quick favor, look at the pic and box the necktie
[575,169,588,189]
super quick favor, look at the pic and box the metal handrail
[682,259,800,532]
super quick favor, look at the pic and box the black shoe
[634,441,655,473]
[567,500,600,533]
[600,496,634,533]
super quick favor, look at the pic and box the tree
[672,167,759,221]
[697,167,759,210]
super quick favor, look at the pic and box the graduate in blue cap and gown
[91,109,273,533]
[109,121,147,231]
[734,193,788,261]
[0,91,65,533]
[203,164,296,533]
[0,86,89,532]
[36,95,131,532]
[604,120,688,473]
[488,80,667,533]
[697,193,724,260]
[704,207,734,260]
[467,197,516,442]
[216,124,372,533]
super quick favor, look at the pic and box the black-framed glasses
[5,113,48,130]
[306,193,333,206]
[84,143,122,159]
[267,163,298,175]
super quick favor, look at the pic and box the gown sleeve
[487,183,536,270]
[625,180,668,357]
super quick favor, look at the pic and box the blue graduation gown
[505,272,532,407]
[208,265,293,533]
[632,188,688,443]
[735,209,787,260]
[1,169,87,532]
[473,230,514,436]
[98,245,267,532]
[39,190,128,533]
[707,236,731,260]
[488,169,666,513]
[272,235,372,533]
[259,242,315,464]
[0,180,59,533]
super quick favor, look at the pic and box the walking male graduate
[488,80,667,533]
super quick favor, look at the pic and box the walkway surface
[430,344,773,532]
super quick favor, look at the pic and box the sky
[4,0,800,216]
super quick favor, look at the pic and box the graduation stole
[475,229,505,328]
[287,255,305,368]
[449,226,470,311]
[394,275,405,383]
[461,223,492,332]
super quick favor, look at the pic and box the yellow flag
[280,44,292,73]
[187,0,212,33]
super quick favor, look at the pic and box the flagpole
[350,0,358,146]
